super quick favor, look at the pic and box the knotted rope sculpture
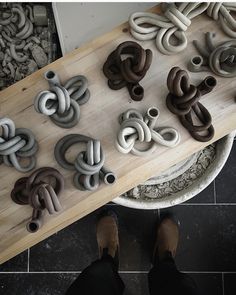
[166,67,216,142]
[129,3,236,55]
[54,134,116,191]
[0,117,38,172]
[115,107,180,156]
[103,41,152,101]
[129,3,209,55]
[11,167,64,233]
[188,32,236,78]
[34,70,90,128]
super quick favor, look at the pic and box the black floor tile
[215,142,236,203]
[0,251,28,272]
[224,273,236,295]
[0,273,76,295]
[161,205,236,271]
[30,205,158,271]
[189,273,223,295]
[120,273,148,295]
[185,182,215,204]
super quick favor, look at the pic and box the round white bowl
[113,132,235,209]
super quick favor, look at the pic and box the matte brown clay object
[54,134,116,191]
[11,167,64,233]
[166,67,216,142]
[103,41,152,101]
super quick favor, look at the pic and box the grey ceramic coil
[34,70,90,128]
[115,107,180,156]
[129,2,236,55]
[188,32,236,78]
[54,134,116,191]
[0,117,38,172]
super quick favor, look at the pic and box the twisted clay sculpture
[11,167,64,233]
[0,117,38,172]
[129,3,236,55]
[103,41,152,101]
[34,70,90,128]
[166,67,217,142]
[115,107,180,156]
[188,32,236,78]
[54,134,116,191]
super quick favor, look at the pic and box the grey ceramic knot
[54,134,116,191]
[34,70,90,128]
[129,3,209,55]
[206,3,236,38]
[188,32,236,78]
[0,117,38,172]
[115,107,180,156]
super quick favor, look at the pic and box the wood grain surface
[0,6,235,265]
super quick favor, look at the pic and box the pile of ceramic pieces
[0,3,56,90]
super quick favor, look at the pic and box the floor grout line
[178,203,236,206]
[222,273,225,295]
[213,180,217,204]
[27,249,30,273]
[1,271,236,275]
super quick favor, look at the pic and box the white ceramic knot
[34,71,90,128]
[0,117,38,172]
[207,3,236,38]
[129,3,209,55]
[116,107,180,156]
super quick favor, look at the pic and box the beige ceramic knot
[115,107,180,156]
[11,167,64,233]
[129,3,209,55]
[188,32,236,78]
[54,134,116,191]
[207,3,236,38]
[34,70,90,128]
[0,117,38,172]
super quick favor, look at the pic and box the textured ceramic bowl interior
[113,132,235,209]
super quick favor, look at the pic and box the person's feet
[153,216,179,262]
[96,211,119,259]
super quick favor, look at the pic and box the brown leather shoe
[96,210,119,264]
[153,216,179,263]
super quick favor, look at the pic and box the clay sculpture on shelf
[166,67,216,142]
[11,167,64,233]
[34,70,90,128]
[54,134,116,191]
[103,41,152,101]
[0,117,38,172]
[188,32,236,78]
[129,3,236,55]
[115,107,180,156]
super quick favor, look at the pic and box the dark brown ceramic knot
[11,167,64,233]
[166,66,216,142]
[103,41,153,101]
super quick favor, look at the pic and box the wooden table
[0,6,235,265]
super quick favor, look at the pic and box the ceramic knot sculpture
[103,41,152,101]
[54,134,116,191]
[0,117,38,172]
[188,32,236,78]
[129,3,209,55]
[115,107,180,156]
[206,3,236,38]
[11,167,64,233]
[166,67,216,142]
[34,70,90,128]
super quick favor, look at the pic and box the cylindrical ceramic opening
[205,76,217,88]
[27,221,40,233]
[104,173,116,185]
[45,70,56,80]
[192,56,203,65]
[133,85,143,96]
[147,107,159,118]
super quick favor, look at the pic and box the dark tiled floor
[0,141,235,294]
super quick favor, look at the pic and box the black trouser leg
[65,254,125,295]
[148,251,199,295]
